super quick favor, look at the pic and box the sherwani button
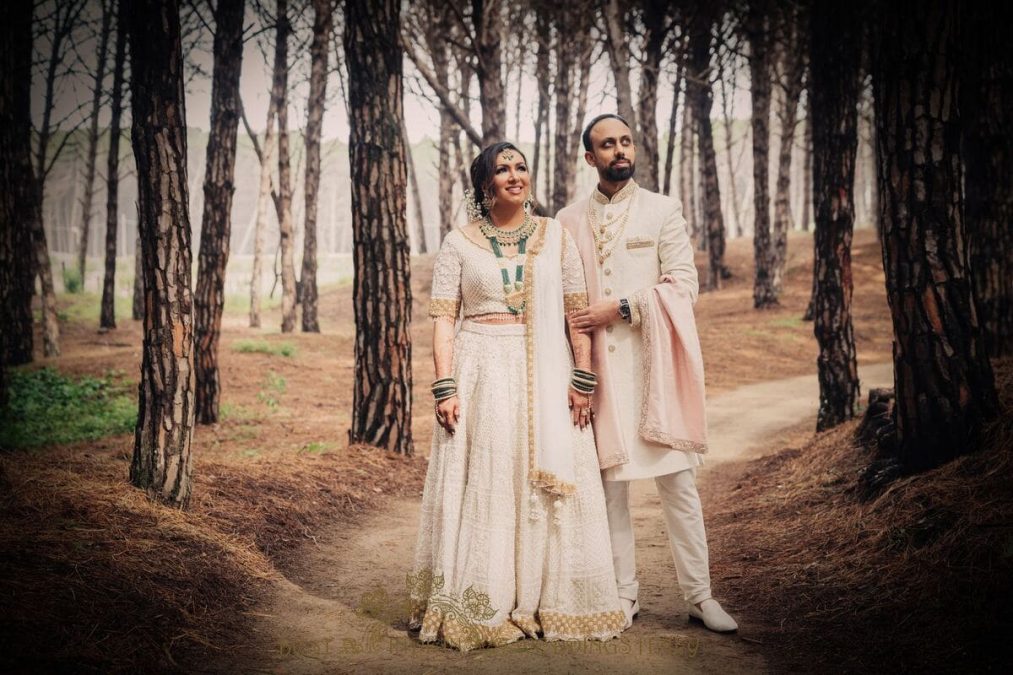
[604,268,612,276]
[608,345,616,352]
[604,288,612,296]
[606,325,614,333]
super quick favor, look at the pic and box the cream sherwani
[557,181,713,607]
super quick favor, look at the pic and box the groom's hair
[582,113,631,152]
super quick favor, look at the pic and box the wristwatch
[618,298,632,323]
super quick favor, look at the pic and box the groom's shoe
[688,598,738,633]
[621,598,640,629]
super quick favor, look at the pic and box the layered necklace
[587,183,638,265]
[481,213,538,314]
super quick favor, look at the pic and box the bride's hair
[468,141,527,218]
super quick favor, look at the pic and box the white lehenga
[409,219,625,651]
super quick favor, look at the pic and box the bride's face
[489,150,530,210]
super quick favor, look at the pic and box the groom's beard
[604,160,635,182]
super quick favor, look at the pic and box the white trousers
[602,467,712,606]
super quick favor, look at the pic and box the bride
[408,141,625,651]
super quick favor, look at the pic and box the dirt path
[201,363,894,674]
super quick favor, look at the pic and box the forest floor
[6,228,1007,673]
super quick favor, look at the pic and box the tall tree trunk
[1,0,38,369]
[273,0,297,333]
[748,0,776,307]
[194,0,245,424]
[474,0,506,144]
[551,9,576,214]
[874,0,999,470]
[423,3,454,240]
[809,0,860,431]
[801,107,812,232]
[100,0,128,330]
[962,5,1013,358]
[344,0,413,455]
[404,127,427,253]
[602,0,637,128]
[688,8,726,289]
[635,1,667,193]
[771,6,805,298]
[679,97,697,241]
[77,0,113,284]
[531,3,550,207]
[662,66,684,196]
[301,0,331,332]
[249,75,280,328]
[32,5,81,357]
[128,0,195,507]
[132,230,143,319]
[718,53,742,237]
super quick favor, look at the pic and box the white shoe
[688,598,738,633]
[621,598,640,629]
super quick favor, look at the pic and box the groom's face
[585,118,637,182]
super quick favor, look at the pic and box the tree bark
[748,0,776,307]
[678,95,697,241]
[771,5,805,298]
[602,0,637,128]
[809,0,860,431]
[194,0,245,424]
[405,127,427,253]
[662,65,684,196]
[873,0,999,469]
[301,0,332,332]
[688,8,726,289]
[249,58,280,329]
[100,0,128,330]
[1,0,38,369]
[962,5,1013,358]
[531,3,551,206]
[718,51,742,238]
[474,0,506,144]
[32,3,86,357]
[273,0,297,333]
[128,0,195,507]
[634,0,668,193]
[345,0,413,455]
[77,0,113,284]
[132,230,143,319]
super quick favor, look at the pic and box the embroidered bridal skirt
[409,321,625,651]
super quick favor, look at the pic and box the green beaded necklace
[482,215,536,315]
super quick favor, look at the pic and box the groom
[556,113,737,633]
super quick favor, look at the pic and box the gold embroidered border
[540,609,627,640]
[524,220,577,497]
[636,292,707,454]
[591,179,637,205]
[563,292,589,313]
[418,608,526,652]
[429,297,461,318]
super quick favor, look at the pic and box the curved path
[202,363,893,674]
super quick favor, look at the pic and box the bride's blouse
[428,218,589,320]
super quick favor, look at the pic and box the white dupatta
[524,219,577,496]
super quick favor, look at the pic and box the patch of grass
[62,266,83,294]
[299,441,336,454]
[256,371,286,411]
[0,368,136,449]
[232,339,296,357]
[219,402,256,422]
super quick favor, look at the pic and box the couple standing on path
[407,114,738,652]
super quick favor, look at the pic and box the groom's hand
[569,300,621,335]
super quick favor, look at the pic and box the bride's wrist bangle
[432,377,458,402]
[570,368,597,394]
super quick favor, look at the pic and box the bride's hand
[569,389,593,430]
[436,396,460,435]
